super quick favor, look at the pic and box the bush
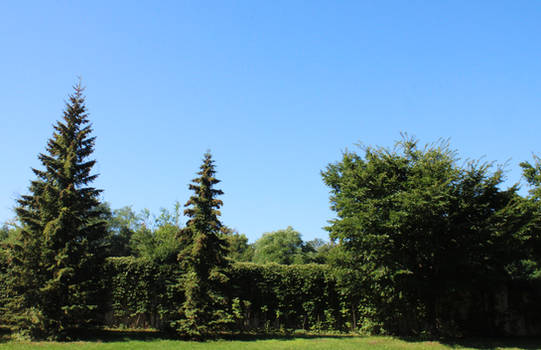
[102,258,347,332]
[103,257,181,330]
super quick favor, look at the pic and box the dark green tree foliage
[2,84,107,339]
[521,155,541,200]
[516,156,541,279]
[0,225,10,242]
[0,223,17,318]
[322,137,528,335]
[222,228,254,262]
[175,152,231,336]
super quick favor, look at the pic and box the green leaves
[252,227,314,265]
[322,136,531,335]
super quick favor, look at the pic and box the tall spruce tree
[175,151,231,337]
[2,82,107,339]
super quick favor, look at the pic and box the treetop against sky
[1,1,540,241]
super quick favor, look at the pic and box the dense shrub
[103,257,181,330]
[229,262,347,331]
[100,258,541,336]
[102,258,347,332]
[2,255,539,336]
[0,251,6,318]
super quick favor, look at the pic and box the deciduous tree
[322,136,525,335]
[252,227,309,265]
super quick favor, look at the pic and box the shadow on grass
[82,330,541,348]
[398,336,541,350]
[68,329,354,343]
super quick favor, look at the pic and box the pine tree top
[17,82,102,226]
[30,82,99,191]
[184,152,224,234]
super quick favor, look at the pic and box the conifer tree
[175,151,231,337]
[2,82,107,339]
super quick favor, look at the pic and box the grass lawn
[1,332,540,350]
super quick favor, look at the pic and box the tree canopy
[322,136,537,335]
[252,227,314,265]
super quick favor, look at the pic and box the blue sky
[1,1,540,242]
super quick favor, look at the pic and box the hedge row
[103,257,181,329]
[3,256,541,335]
[102,258,350,331]
[228,262,350,331]
[102,259,541,335]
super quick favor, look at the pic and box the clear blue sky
[1,1,540,242]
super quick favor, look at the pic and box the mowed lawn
[1,336,540,350]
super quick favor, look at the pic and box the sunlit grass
[0,333,540,350]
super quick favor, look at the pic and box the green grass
[1,333,540,350]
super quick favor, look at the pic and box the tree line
[70,205,330,265]
[1,83,541,339]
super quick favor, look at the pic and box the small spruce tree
[2,82,107,339]
[175,151,231,337]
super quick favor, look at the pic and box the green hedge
[102,259,541,334]
[103,257,181,329]
[3,256,540,335]
[228,262,348,331]
[102,258,348,331]
[0,251,6,319]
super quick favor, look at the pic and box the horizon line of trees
[2,82,541,339]
[1,205,333,266]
